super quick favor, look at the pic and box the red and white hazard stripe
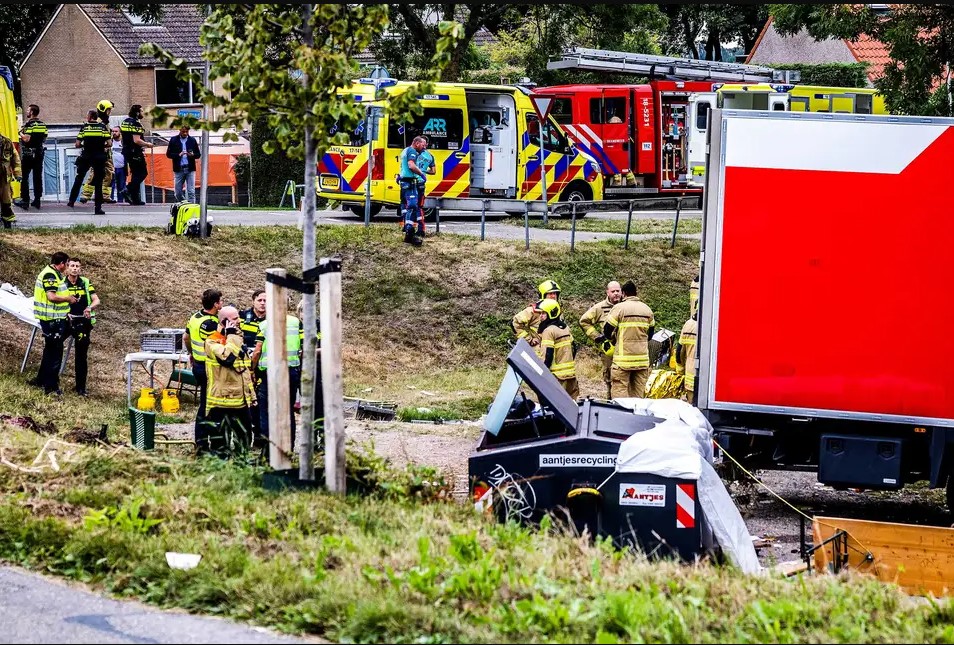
[563,124,604,148]
[675,483,695,529]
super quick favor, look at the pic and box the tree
[658,5,768,60]
[771,4,954,115]
[142,4,461,482]
[472,4,668,85]
[378,4,513,81]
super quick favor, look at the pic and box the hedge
[772,62,871,89]
[249,116,304,207]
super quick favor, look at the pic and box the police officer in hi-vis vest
[16,103,47,210]
[31,252,78,395]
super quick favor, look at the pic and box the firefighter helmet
[537,298,561,320]
[97,99,114,113]
[537,279,561,299]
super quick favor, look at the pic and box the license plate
[320,176,340,190]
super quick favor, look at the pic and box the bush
[250,116,305,207]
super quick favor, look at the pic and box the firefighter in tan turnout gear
[603,280,654,398]
[579,280,622,398]
[678,308,698,401]
[511,279,561,353]
[0,132,21,229]
[538,298,579,400]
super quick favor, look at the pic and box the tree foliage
[470,4,668,85]
[771,4,954,115]
[374,4,512,81]
[141,5,462,160]
[659,5,769,60]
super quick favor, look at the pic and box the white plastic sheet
[611,398,761,574]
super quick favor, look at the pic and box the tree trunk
[300,4,318,481]
[440,43,466,82]
[705,29,722,61]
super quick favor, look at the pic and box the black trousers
[37,319,66,392]
[20,152,43,204]
[127,157,147,204]
[69,156,105,207]
[256,366,301,449]
[68,318,91,393]
[192,361,208,439]
[199,406,253,456]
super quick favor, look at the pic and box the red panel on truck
[713,118,954,421]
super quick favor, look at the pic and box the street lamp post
[358,69,396,227]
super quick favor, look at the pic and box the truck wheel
[559,182,591,218]
[347,203,382,219]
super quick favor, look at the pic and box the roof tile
[81,4,204,67]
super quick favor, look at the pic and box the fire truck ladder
[547,47,777,84]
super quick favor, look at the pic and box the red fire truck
[538,48,778,196]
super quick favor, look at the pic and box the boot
[14,200,28,210]
[403,225,422,246]
[1,204,15,228]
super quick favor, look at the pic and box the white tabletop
[124,351,190,363]
[0,288,39,329]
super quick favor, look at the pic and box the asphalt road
[5,203,703,244]
[0,566,317,644]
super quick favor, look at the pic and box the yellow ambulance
[317,81,603,218]
[0,66,20,200]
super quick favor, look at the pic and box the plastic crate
[140,328,185,353]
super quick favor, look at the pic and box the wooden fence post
[319,258,345,493]
[265,268,292,470]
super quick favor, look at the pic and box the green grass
[520,217,703,236]
[0,426,952,643]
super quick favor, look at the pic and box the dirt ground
[160,416,952,570]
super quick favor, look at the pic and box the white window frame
[154,68,203,107]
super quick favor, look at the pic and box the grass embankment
[521,217,703,236]
[1,423,952,644]
[0,225,698,424]
[1,226,953,642]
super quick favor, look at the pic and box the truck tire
[559,181,591,218]
[347,203,382,219]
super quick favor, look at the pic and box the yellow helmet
[97,99,114,113]
[537,298,561,320]
[537,279,561,299]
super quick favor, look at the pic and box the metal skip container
[468,340,713,562]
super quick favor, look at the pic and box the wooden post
[265,268,292,470]
[319,257,345,493]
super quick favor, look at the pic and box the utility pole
[199,52,211,238]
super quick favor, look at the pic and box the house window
[155,69,201,106]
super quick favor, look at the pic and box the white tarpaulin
[611,398,761,574]
[0,283,37,328]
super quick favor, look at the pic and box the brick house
[19,3,223,127]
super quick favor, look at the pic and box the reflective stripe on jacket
[33,265,68,321]
[541,323,576,380]
[579,298,614,341]
[680,318,698,391]
[187,311,217,362]
[605,296,654,370]
[205,332,257,412]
